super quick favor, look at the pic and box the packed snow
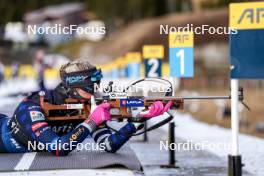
[150,111,264,176]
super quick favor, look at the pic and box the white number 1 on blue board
[176,49,184,75]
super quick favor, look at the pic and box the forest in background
[0,0,246,30]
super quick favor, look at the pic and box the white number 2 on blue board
[147,58,159,77]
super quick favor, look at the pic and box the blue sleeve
[15,101,96,156]
[91,123,136,153]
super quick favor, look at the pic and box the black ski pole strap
[105,113,174,137]
[132,115,174,136]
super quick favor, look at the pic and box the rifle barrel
[144,95,231,101]
[95,95,231,101]
[180,95,231,100]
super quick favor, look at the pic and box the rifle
[40,78,248,135]
[40,92,184,122]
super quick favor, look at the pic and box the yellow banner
[143,45,164,59]
[18,65,36,78]
[229,2,264,30]
[169,32,193,48]
[4,66,12,78]
[44,68,59,79]
[3,65,61,79]
[100,63,115,72]
[114,57,127,68]
[162,63,170,77]
[126,52,141,63]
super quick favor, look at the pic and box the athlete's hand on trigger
[85,96,111,125]
[139,101,173,118]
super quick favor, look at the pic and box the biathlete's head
[60,61,102,99]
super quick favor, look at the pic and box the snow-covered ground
[151,112,264,176]
[0,78,263,175]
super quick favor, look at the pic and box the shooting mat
[0,138,142,172]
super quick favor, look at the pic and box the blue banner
[127,63,140,78]
[230,29,264,79]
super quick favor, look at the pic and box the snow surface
[151,112,264,176]
[0,78,38,97]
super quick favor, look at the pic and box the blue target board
[169,32,194,78]
[230,2,264,79]
[143,45,164,77]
